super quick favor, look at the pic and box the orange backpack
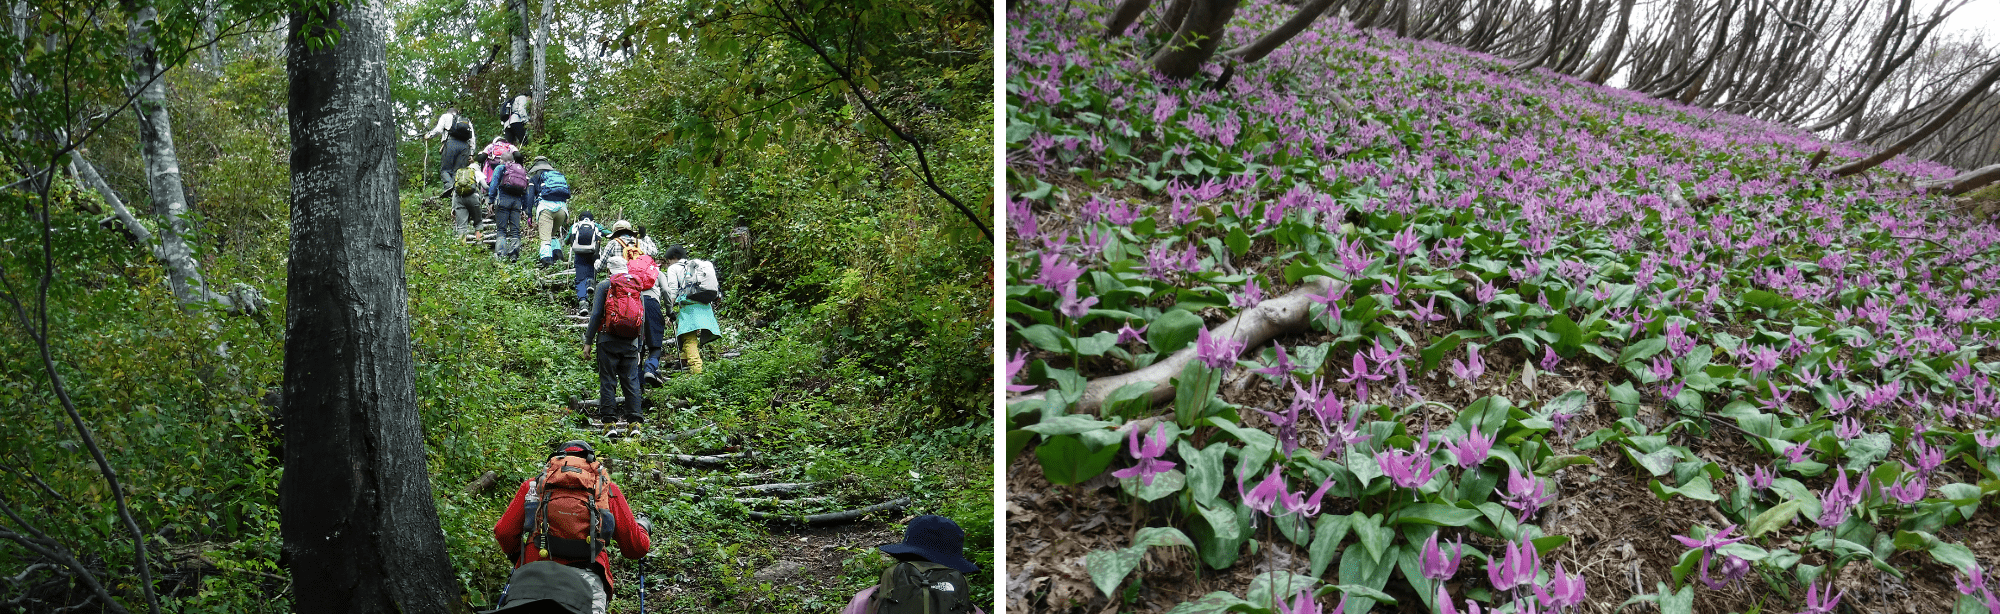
[523,454,615,566]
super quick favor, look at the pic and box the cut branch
[747,496,910,525]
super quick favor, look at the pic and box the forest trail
[416,191,922,612]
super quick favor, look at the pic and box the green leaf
[1149,309,1205,354]
[1388,504,1484,527]
[1420,333,1465,373]
[1019,414,1115,436]
[1746,499,1802,538]
[1197,503,1241,542]
[1309,514,1353,578]
[1536,454,1597,473]
[1542,390,1589,417]
[1036,435,1119,485]
[1225,225,1251,257]
[1123,469,1186,501]
[1649,476,1720,502]
[1607,381,1640,417]
[1617,336,1667,365]
[1940,482,1983,520]
[1161,592,1260,614]
[1336,542,1398,613]
[1183,440,1228,505]
[1083,547,1144,598]
[1548,314,1584,350]
[1352,513,1392,563]
[1018,324,1070,353]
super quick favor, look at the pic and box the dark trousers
[639,296,665,378]
[491,199,523,259]
[506,122,527,144]
[596,344,641,422]
[573,251,598,304]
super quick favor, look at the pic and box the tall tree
[1830,58,2000,177]
[281,0,466,610]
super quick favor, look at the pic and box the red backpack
[627,255,658,291]
[603,273,646,338]
[521,454,614,566]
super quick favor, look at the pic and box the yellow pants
[681,332,704,374]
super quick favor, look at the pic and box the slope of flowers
[1005,1,2000,613]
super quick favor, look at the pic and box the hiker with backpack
[492,440,651,614]
[631,232,668,386]
[438,117,473,197]
[658,245,721,375]
[569,212,605,309]
[584,254,648,430]
[452,154,489,240]
[504,92,532,144]
[482,137,519,179]
[527,157,572,267]
[840,515,984,614]
[487,150,531,261]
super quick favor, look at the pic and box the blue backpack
[540,170,571,201]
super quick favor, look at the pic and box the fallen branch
[733,496,831,506]
[463,471,499,496]
[1010,276,1340,415]
[748,496,910,525]
[1916,163,2000,197]
[727,482,815,495]
[656,470,780,486]
[658,453,747,467]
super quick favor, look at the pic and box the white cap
[604,255,628,275]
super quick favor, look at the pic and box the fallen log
[463,470,499,496]
[656,470,780,486]
[733,496,831,506]
[748,497,910,525]
[658,453,747,467]
[1917,163,2000,197]
[727,482,815,495]
[1010,276,1339,415]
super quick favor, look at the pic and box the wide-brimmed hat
[878,515,979,574]
[528,160,555,174]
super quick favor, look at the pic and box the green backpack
[873,562,970,614]
[454,166,481,196]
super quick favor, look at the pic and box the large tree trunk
[1832,59,2000,178]
[1150,0,1236,80]
[282,0,467,611]
[131,6,263,313]
[1580,0,1633,84]
[1917,163,2000,197]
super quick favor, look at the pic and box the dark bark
[1580,0,1633,84]
[1150,0,1236,80]
[1832,59,2000,177]
[1221,0,1339,63]
[281,0,468,611]
[1106,0,1154,36]
[1152,0,1191,38]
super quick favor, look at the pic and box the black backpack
[449,121,472,142]
[873,562,970,614]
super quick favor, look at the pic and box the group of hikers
[425,103,982,614]
[429,102,722,435]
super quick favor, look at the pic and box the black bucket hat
[878,515,979,574]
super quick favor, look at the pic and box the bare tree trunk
[130,6,263,314]
[1222,0,1339,63]
[1832,60,2000,177]
[1916,164,2000,196]
[1580,0,1633,84]
[1150,0,1236,80]
[282,0,469,610]
[1106,0,1154,36]
[71,153,149,242]
[533,0,549,131]
[509,0,528,69]
[1152,0,1191,38]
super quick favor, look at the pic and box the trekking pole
[637,556,646,614]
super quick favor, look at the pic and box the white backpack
[571,222,600,254]
[682,259,719,304]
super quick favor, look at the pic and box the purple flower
[1252,344,1298,380]
[1449,344,1485,383]
[1535,562,1587,611]
[1287,474,1341,518]
[1884,473,1928,505]
[1056,280,1098,318]
[1276,589,1340,614]
[1908,438,1944,475]
[1340,353,1386,402]
[1835,416,1864,439]
[1503,467,1551,519]
[1419,530,1465,580]
[1473,280,1497,304]
[1956,563,1987,597]
[1255,401,1303,458]
[1648,355,1674,381]
[1240,465,1289,517]
[1115,322,1148,345]
[1232,277,1265,309]
[1673,525,1746,590]
[1538,345,1561,372]
[1411,295,1447,323]
[1799,579,1843,614]
[1783,441,1812,465]
[1976,430,2000,450]
[1335,236,1376,279]
[1816,467,1869,528]
[1195,326,1244,370]
[1486,536,1542,593]
[1436,586,1483,614]
[1377,446,1437,490]
[1006,349,1035,394]
[1111,424,1178,486]
[1448,426,1493,469]
[1737,465,1774,493]
[1031,252,1084,293]
[1389,226,1422,258]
